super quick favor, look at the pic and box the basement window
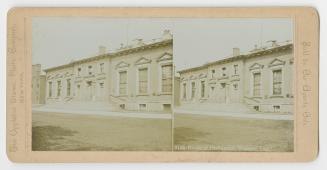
[273,105,281,112]
[233,83,238,90]
[139,104,147,111]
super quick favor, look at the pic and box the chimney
[233,47,240,57]
[133,38,144,45]
[98,46,106,55]
[267,40,278,47]
[162,29,172,39]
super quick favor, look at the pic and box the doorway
[86,81,93,101]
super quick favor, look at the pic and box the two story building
[32,64,46,105]
[43,30,173,112]
[178,41,293,113]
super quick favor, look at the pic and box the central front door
[220,83,226,103]
[86,81,93,101]
[220,83,230,103]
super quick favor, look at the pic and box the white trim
[250,70,262,97]
[98,62,105,74]
[190,80,196,101]
[181,81,187,100]
[136,64,150,95]
[199,77,207,99]
[47,81,52,98]
[66,78,71,97]
[116,68,128,96]
[138,103,147,111]
[269,65,284,96]
[158,60,173,94]
[157,52,173,62]
[97,80,105,100]
[268,58,286,68]
[115,61,130,69]
[249,63,264,71]
[75,83,81,100]
[135,57,152,65]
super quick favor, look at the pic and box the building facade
[178,41,293,113]
[44,30,173,112]
[32,64,46,104]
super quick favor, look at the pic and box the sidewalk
[174,109,293,120]
[32,107,172,119]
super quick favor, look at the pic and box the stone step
[42,101,119,112]
[175,102,255,113]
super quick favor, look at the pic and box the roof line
[44,38,172,72]
[177,43,293,74]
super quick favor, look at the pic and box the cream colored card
[7,7,319,162]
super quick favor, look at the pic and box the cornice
[178,43,293,74]
[44,39,172,73]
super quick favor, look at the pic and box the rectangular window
[233,83,238,90]
[163,104,171,112]
[48,82,52,97]
[211,69,215,78]
[222,67,226,76]
[119,71,127,95]
[161,65,172,93]
[88,65,92,75]
[76,84,80,96]
[253,73,261,96]
[66,79,71,96]
[273,70,282,95]
[201,81,205,98]
[99,63,104,73]
[191,82,196,99]
[57,80,61,97]
[77,68,81,76]
[138,68,148,94]
[139,104,146,111]
[99,82,104,88]
[273,105,281,112]
[234,65,238,75]
[183,83,187,99]
[87,81,92,87]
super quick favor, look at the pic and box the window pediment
[249,63,264,70]
[190,75,197,80]
[64,72,73,77]
[199,73,207,79]
[181,77,189,81]
[269,58,286,67]
[116,61,130,69]
[54,74,62,79]
[157,52,172,62]
[47,75,53,80]
[135,57,151,65]
[209,79,217,85]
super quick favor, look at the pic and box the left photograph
[31,18,173,151]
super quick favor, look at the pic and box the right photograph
[173,18,294,152]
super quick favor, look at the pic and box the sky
[32,17,293,71]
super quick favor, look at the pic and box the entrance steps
[34,101,120,113]
[32,101,172,119]
[175,102,255,114]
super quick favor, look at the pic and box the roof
[43,37,173,72]
[178,42,293,74]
